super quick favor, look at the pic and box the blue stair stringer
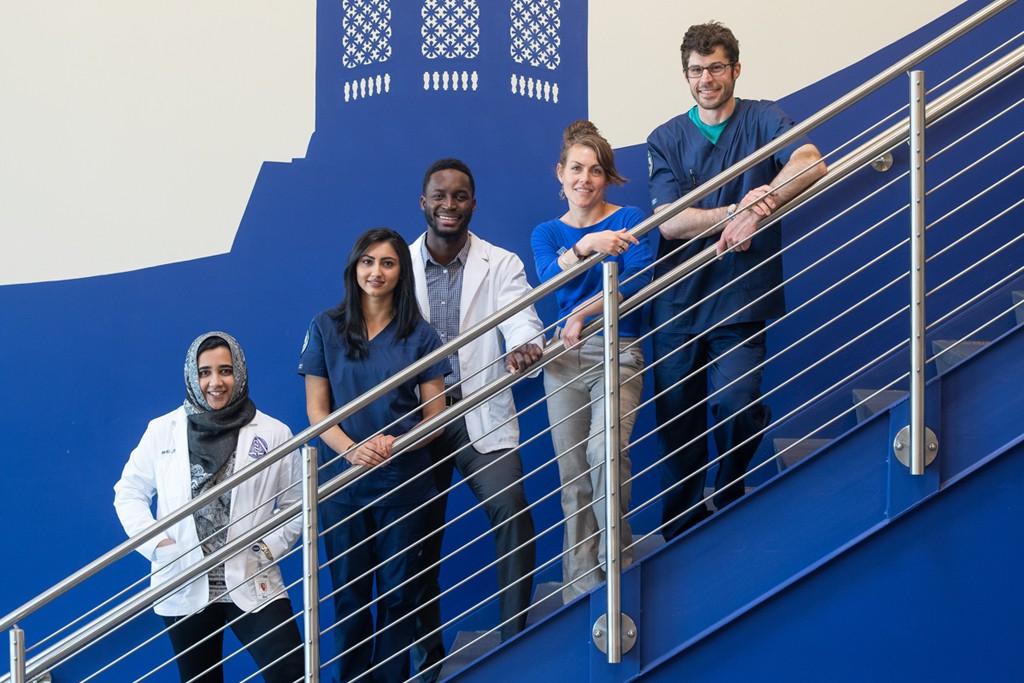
[448,320,1024,682]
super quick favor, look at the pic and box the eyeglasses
[685,62,735,79]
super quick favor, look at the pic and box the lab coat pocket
[152,543,183,584]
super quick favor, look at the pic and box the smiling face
[197,345,235,410]
[685,45,740,113]
[557,144,608,211]
[355,239,401,301]
[420,169,476,240]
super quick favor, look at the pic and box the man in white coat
[411,158,544,681]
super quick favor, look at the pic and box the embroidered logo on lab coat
[248,436,269,459]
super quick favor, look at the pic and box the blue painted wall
[640,439,1024,682]
[1,0,1022,679]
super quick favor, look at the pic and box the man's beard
[425,207,473,241]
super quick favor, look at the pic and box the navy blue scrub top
[647,99,810,331]
[298,310,450,507]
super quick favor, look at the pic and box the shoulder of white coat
[472,234,527,274]
[146,407,185,438]
[250,411,293,442]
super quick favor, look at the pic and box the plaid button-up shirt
[421,237,471,395]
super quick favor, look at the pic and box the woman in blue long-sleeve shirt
[530,120,653,604]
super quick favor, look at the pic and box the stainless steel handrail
[15,43,1024,683]
[4,13,1020,683]
[2,0,1013,635]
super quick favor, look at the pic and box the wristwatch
[251,541,274,562]
[726,203,737,221]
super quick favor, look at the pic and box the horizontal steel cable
[612,102,1024,460]
[639,291,1024,551]
[78,540,305,682]
[624,181,1024,504]
[625,212,1024,528]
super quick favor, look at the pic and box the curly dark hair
[680,22,739,69]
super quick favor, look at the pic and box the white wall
[0,2,315,285]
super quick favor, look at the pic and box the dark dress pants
[413,416,536,681]
[652,319,771,541]
[162,598,304,683]
[321,499,428,683]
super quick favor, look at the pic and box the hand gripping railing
[4,2,1021,680]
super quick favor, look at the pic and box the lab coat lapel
[460,233,488,331]
[411,234,430,318]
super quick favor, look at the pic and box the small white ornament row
[511,74,558,103]
[344,74,392,102]
[422,70,479,91]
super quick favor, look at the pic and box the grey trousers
[542,335,644,603]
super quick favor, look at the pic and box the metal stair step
[931,338,990,375]
[526,580,563,626]
[852,389,909,422]
[773,438,832,470]
[438,630,501,680]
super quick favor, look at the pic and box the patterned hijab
[183,331,257,484]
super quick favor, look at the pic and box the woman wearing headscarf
[114,331,304,682]
[299,227,449,682]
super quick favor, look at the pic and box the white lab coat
[411,232,544,453]
[113,407,301,616]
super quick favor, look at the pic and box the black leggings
[162,599,304,683]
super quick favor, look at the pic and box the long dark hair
[330,227,422,359]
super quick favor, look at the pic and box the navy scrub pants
[321,498,429,683]
[652,320,771,541]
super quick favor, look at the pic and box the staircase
[447,291,1024,681]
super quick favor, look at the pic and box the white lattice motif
[421,0,480,60]
[511,73,558,103]
[423,70,478,92]
[510,0,560,70]
[342,0,392,69]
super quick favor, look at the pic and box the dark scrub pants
[652,317,771,540]
[321,498,429,683]
[413,415,536,682]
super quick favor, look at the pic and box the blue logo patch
[248,436,269,459]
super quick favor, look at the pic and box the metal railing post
[909,69,927,476]
[602,262,623,664]
[8,627,25,683]
[301,445,321,682]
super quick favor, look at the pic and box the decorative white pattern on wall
[511,74,558,103]
[423,70,478,91]
[421,0,480,60]
[342,0,392,69]
[510,0,560,70]
[344,73,392,101]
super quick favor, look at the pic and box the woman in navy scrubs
[299,227,449,682]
